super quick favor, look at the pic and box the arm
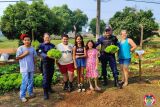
[73,46,77,68]
[128,38,137,52]
[38,44,47,59]
[16,50,29,60]
[95,37,101,47]
[95,50,99,70]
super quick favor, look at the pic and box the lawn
[0,37,95,49]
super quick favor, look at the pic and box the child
[56,34,74,92]
[86,40,101,91]
[16,34,37,102]
[73,34,86,92]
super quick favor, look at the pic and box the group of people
[16,26,137,102]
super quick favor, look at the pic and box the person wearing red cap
[96,26,119,87]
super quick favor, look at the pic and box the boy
[16,34,37,102]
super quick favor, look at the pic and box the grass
[0,37,95,49]
[0,40,18,49]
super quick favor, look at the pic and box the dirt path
[0,76,160,107]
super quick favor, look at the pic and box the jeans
[20,72,34,99]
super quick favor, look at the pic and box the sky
[0,0,160,23]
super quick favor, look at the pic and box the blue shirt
[16,45,37,73]
[96,35,118,52]
[118,38,131,59]
[38,42,55,61]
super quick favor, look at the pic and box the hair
[74,34,84,47]
[43,32,50,37]
[20,34,30,40]
[61,34,69,39]
[121,30,127,34]
[86,40,96,50]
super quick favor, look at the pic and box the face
[105,29,112,37]
[23,37,31,46]
[62,37,68,45]
[43,34,51,43]
[88,42,93,49]
[76,36,82,44]
[121,31,127,39]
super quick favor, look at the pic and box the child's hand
[23,50,29,56]
[74,64,77,69]
[76,56,80,59]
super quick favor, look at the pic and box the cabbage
[47,49,62,59]
[105,45,119,53]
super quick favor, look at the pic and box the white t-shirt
[56,43,73,65]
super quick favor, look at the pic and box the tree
[72,9,88,35]
[89,18,106,36]
[109,7,159,44]
[0,1,29,39]
[51,4,73,34]
[52,5,88,35]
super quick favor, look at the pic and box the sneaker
[77,84,81,92]
[29,93,36,98]
[81,84,86,92]
[63,81,68,91]
[21,97,27,102]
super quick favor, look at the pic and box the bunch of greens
[47,49,62,59]
[105,45,119,53]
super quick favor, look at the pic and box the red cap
[20,34,29,40]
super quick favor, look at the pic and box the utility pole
[96,0,101,41]
[140,24,144,49]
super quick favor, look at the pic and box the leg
[109,55,119,87]
[48,63,54,92]
[100,54,108,85]
[94,78,101,91]
[123,65,129,87]
[27,72,34,96]
[20,72,28,99]
[67,63,74,92]
[77,68,81,84]
[42,62,49,100]
[88,78,94,90]
[120,64,125,82]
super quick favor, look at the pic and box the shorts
[76,58,86,68]
[119,58,131,66]
[58,63,74,74]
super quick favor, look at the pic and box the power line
[0,0,32,2]
[126,0,160,4]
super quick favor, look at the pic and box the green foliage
[105,45,119,53]
[32,40,40,50]
[89,18,106,35]
[0,72,60,94]
[154,61,160,65]
[47,49,62,59]
[0,2,88,40]
[51,5,88,34]
[0,64,19,75]
[109,7,159,44]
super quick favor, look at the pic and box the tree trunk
[96,0,101,41]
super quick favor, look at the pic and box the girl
[73,34,86,92]
[118,30,137,88]
[86,40,101,91]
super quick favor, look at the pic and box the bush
[0,64,19,75]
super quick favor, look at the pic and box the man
[56,34,74,92]
[96,26,119,87]
[38,33,55,100]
